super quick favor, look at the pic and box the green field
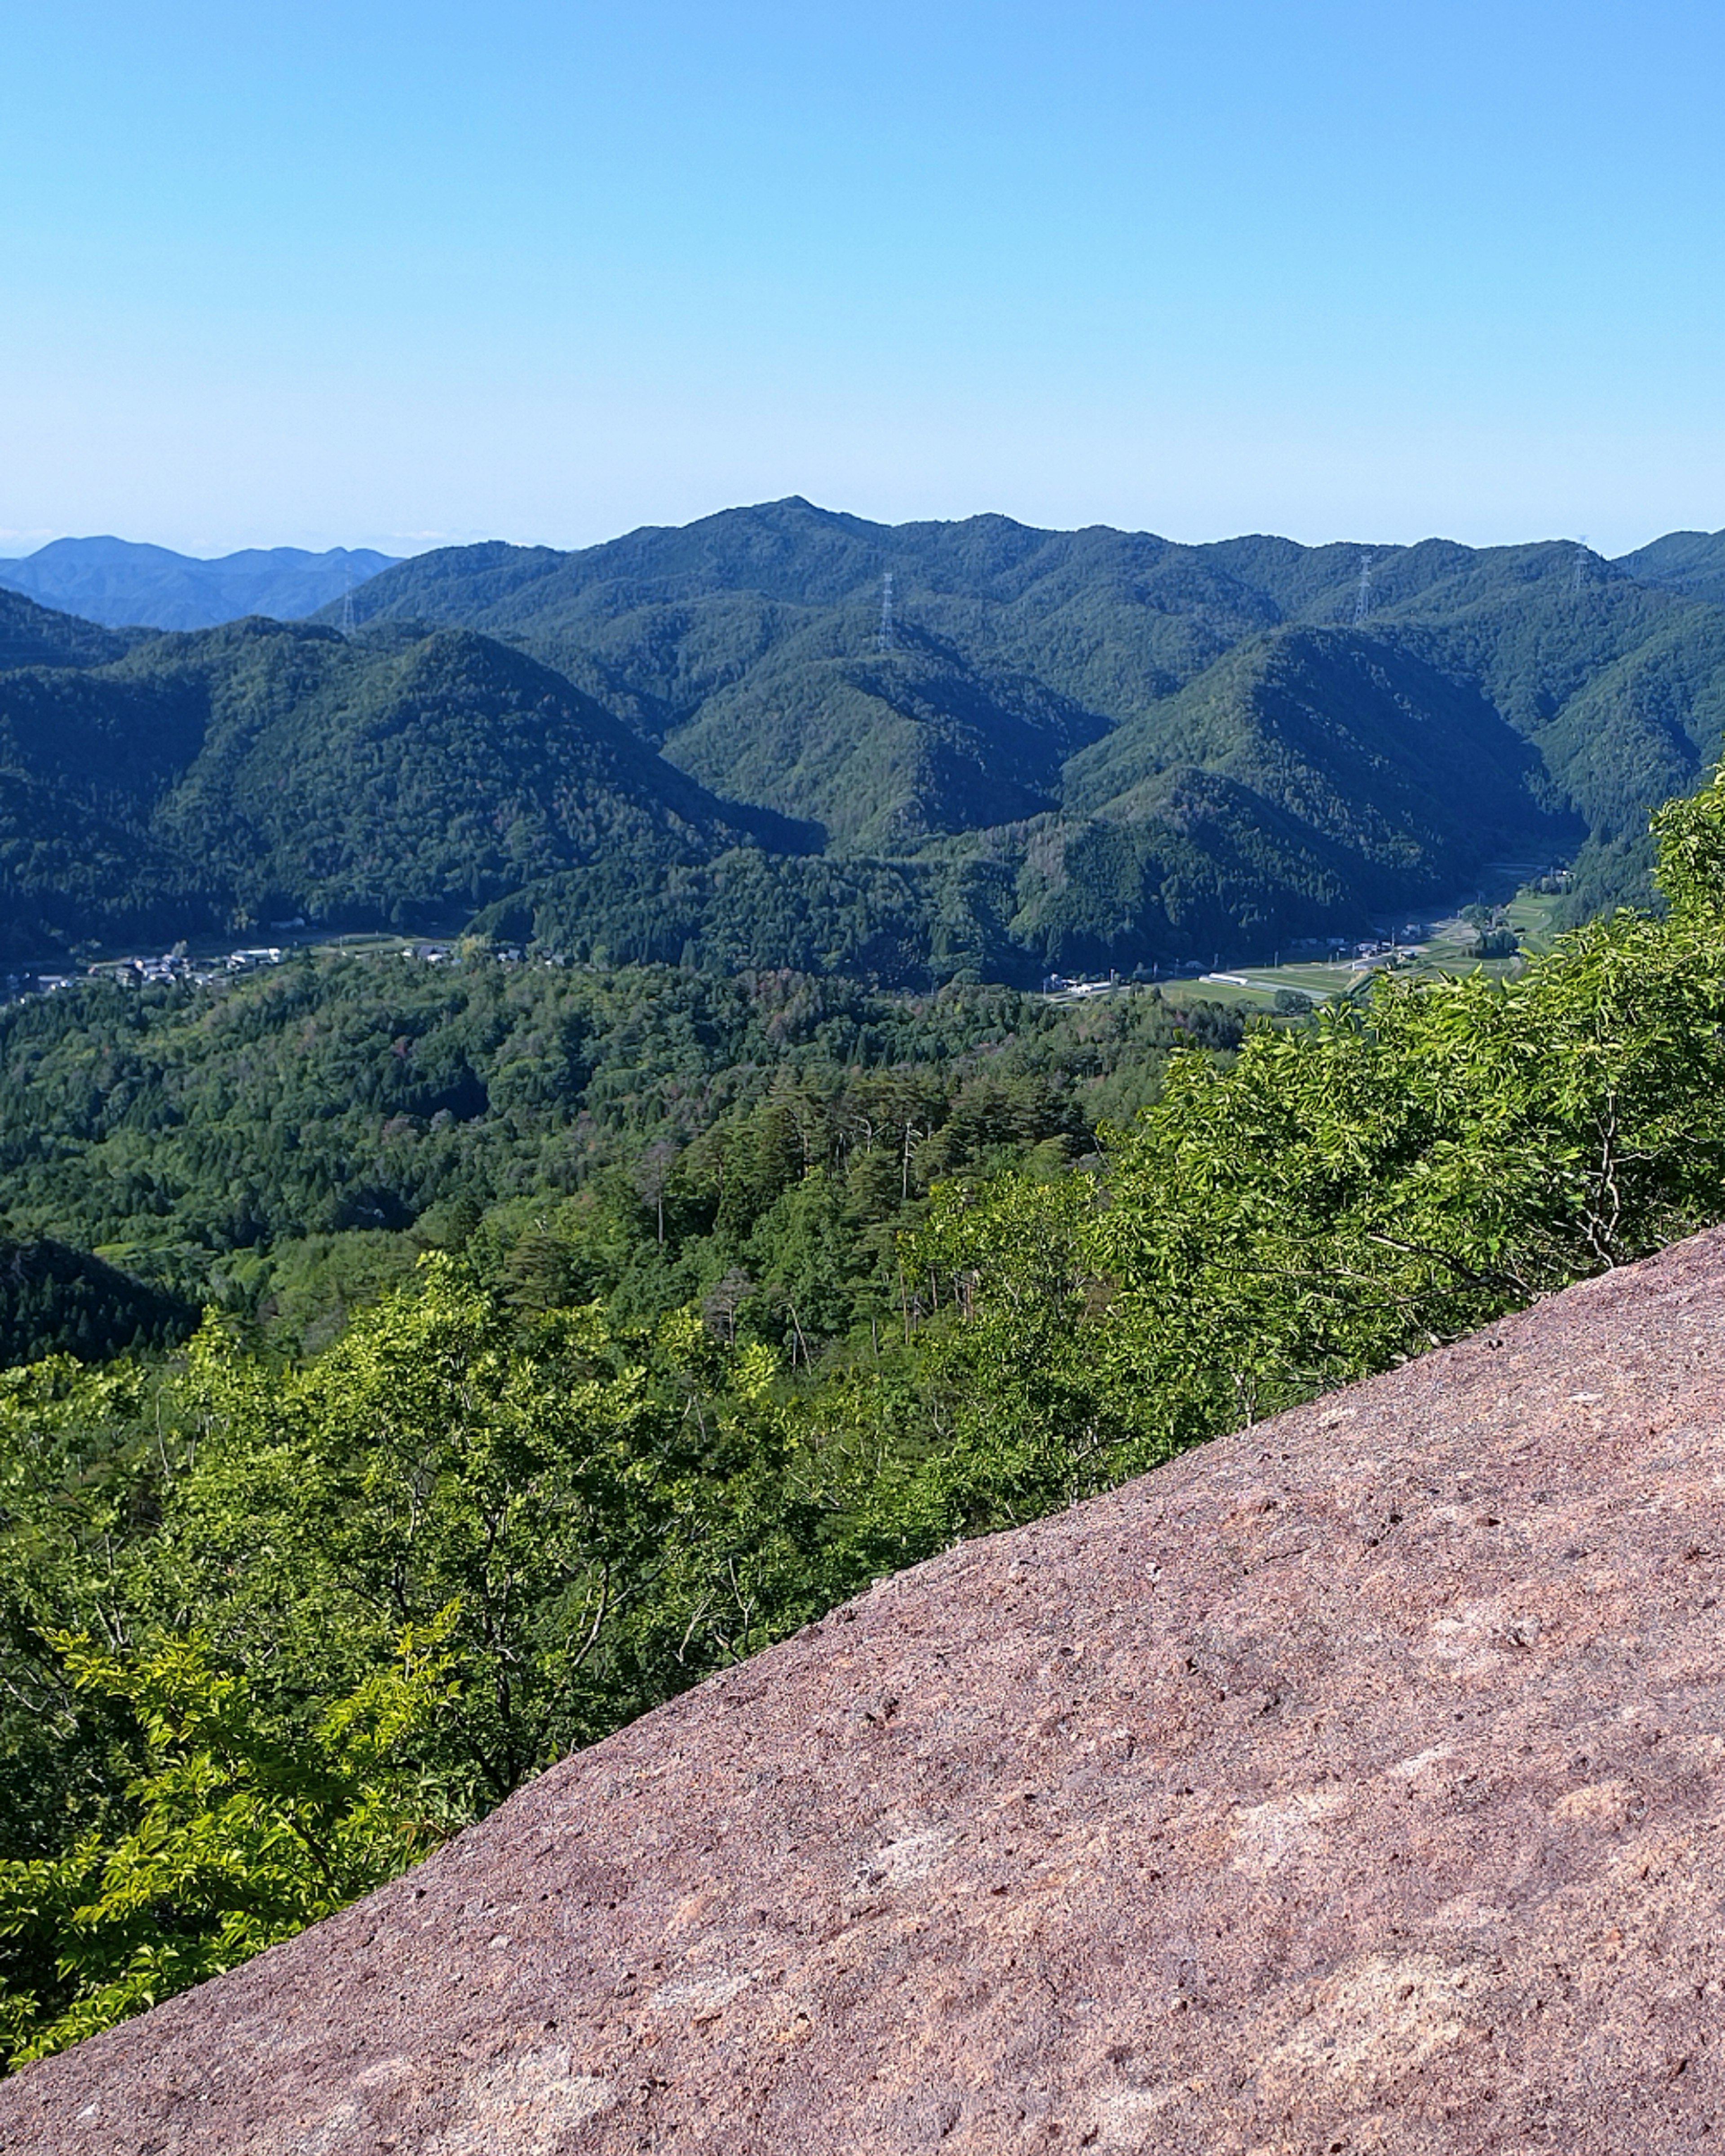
[1145,890,1567,1017]
[1501,888,1570,953]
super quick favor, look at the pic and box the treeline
[7,772,1725,2066]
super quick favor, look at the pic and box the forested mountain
[9,501,1725,977]
[0,539,399,631]
[0,589,137,672]
[660,619,1108,848]
[1065,625,1571,898]
[0,617,800,954]
[329,500,1725,943]
[1614,527,1725,605]
[472,800,1363,982]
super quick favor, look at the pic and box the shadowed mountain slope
[0,589,135,672]
[0,617,803,951]
[132,619,800,919]
[14,1226,1725,2152]
[0,1239,194,1367]
[1066,623,1575,902]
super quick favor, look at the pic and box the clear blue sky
[3,0,1722,558]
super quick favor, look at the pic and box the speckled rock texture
[13,1229,1725,2153]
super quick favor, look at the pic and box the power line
[1353,549,1374,626]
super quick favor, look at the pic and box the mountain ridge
[0,614,807,953]
[6,503,1725,979]
[0,588,139,671]
[331,502,1720,881]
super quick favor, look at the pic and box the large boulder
[12,1229,1725,2152]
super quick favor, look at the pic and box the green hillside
[0,616,805,952]
[1614,528,1725,605]
[978,776,1363,973]
[335,501,1725,932]
[481,781,1423,988]
[473,848,1015,981]
[1065,625,1575,900]
[0,660,221,952]
[0,589,136,671]
[662,615,1106,849]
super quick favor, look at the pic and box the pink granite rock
[11,1228,1725,2152]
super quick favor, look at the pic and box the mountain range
[7,502,1725,981]
[0,538,400,632]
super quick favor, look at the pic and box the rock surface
[12,1230,1725,2152]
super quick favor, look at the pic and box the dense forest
[9,504,1725,2064]
[5,759,1725,2068]
[0,956,1241,1352]
[0,591,135,673]
[0,619,803,956]
[10,504,1725,977]
[336,502,1725,927]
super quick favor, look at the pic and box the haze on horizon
[4,1,1723,563]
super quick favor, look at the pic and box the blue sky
[3,0,1722,557]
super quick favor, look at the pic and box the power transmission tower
[1572,536,1589,596]
[1353,549,1374,625]
[876,570,895,654]
[341,587,356,636]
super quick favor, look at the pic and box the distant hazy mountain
[0,539,401,631]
